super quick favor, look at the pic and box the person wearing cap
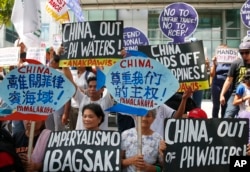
[188,107,208,119]
[220,40,250,118]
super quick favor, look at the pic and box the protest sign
[241,0,250,29]
[0,64,75,117]
[123,27,149,51]
[102,55,179,116]
[215,48,239,63]
[26,47,46,65]
[60,21,123,67]
[0,47,19,66]
[159,2,198,43]
[138,40,209,92]
[45,0,69,23]
[164,118,249,172]
[43,130,121,172]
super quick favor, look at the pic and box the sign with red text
[60,21,123,67]
[215,48,238,63]
[103,55,179,116]
[43,130,121,172]
[138,40,209,92]
[0,64,75,116]
[164,118,249,172]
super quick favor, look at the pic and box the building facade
[1,1,248,61]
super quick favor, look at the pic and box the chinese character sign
[0,65,75,115]
[105,56,179,114]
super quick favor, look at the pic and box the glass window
[41,24,49,41]
[87,10,117,21]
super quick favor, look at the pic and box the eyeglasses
[240,51,250,55]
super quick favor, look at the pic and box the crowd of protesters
[0,37,250,172]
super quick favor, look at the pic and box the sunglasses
[240,51,250,55]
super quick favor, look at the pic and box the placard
[43,130,121,172]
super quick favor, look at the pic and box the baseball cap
[239,41,250,50]
[188,108,208,119]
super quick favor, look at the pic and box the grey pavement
[201,99,213,118]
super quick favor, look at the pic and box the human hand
[61,114,69,125]
[182,87,193,100]
[131,155,145,170]
[159,140,167,158]
[212,56,217,65]
[220,95,225,106]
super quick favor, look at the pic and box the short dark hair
[87,76,97,85]
[82,103,105,126]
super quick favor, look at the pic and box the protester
[12,120,44,171]
[121,109,166,172]
[233,71,250,113]
[45,53,71,131]
[67,66,95,130]
[220,41,250,118]
[0,121,24,172]
[62,67,114,130]
[30,103,105,171]
[12,38,27,135]
[151,87,193,137]
[187,107,208,119]
[210,44,232,118]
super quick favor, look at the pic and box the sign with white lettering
[164,118,249,172]
[60,21,123,67]
[159,2,198,43]
[241,0,250,29]
[43,130,121,172]
[123,27,149,51]
[138,40,209,92]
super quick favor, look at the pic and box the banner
[11,0,42,47]
[215,48,239,63]
[138,40,209,92]
[45,0,69,23]
[164,118,249,172]
[65,0,84,22]
[59,21,123,67]
[43,130,121,172]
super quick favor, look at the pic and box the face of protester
[23,120,44,136]
[240,50,250,63]
[87,80,103,100]
[141,111,155,129]
[82,109,102,130]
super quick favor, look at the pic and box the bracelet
[242,97,245,102]
[155,165,161,172]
